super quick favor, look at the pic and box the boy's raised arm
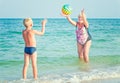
[34,19,47,35]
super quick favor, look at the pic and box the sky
[0,0,120,18]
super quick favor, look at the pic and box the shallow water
[0,18,120,82]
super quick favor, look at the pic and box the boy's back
[23,30,36,47]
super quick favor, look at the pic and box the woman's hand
[81,9,84,14]
[61,12,69,18]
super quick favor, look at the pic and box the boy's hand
[42,19,47,27]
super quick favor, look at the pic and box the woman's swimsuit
[24,47,36,55]
[76,23,92,45]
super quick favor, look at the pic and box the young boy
[22,18,47,79]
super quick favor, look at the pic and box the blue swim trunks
[24,47,36,55]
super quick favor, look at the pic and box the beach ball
[62,4,72,15]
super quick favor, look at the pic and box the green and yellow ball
[62,4,72,15]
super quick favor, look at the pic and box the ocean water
[0,18,120,83]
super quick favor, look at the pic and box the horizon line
[0,17,120,19]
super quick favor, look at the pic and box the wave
[8,66,120,83]
[9,31,21,34]
[0,55,120,83]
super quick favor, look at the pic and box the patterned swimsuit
[76,23,91,45]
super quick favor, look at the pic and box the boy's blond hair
[23,18,33,27]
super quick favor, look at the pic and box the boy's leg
[77,42,83,60]
[23,53,30,79]
[31,52,37,79]
[83,40,91,63]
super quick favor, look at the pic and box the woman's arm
[81,9,89,28]
[61,13,76,26]
[66,16,77,26]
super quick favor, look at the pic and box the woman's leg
[83,40,91,63]
[77,42,84,60]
